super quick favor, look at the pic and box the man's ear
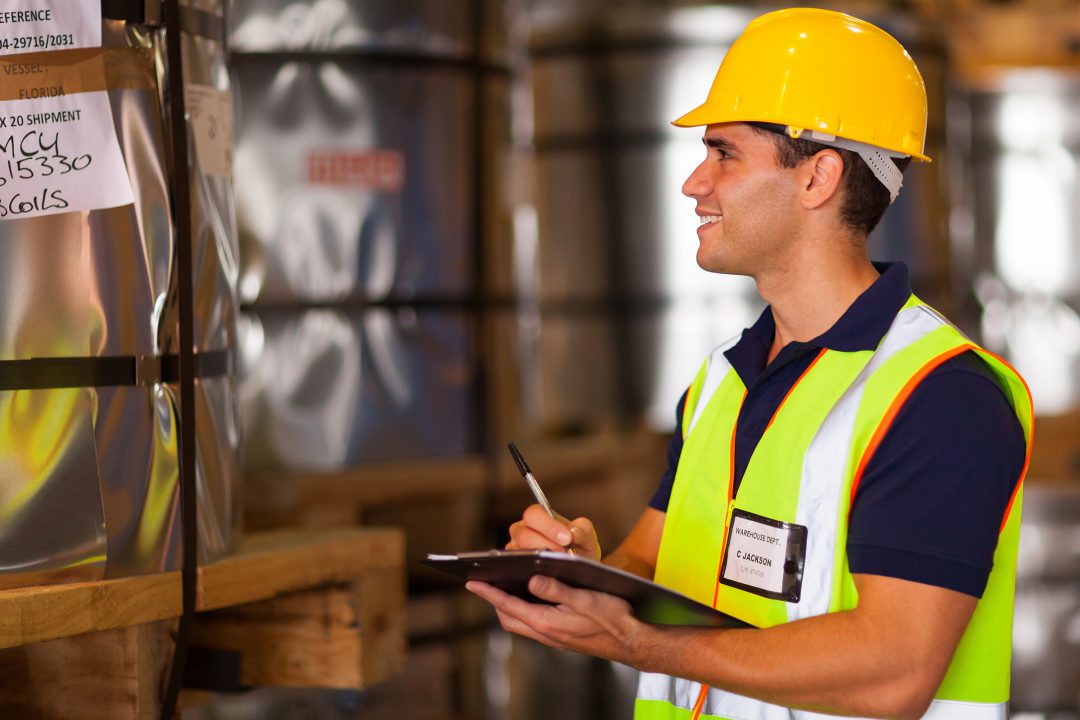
[800,149,844,210]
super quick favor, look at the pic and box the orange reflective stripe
[847,344,972,519]
[689,684,709,720]
[763,347,827,435]
[978,347,1035,534]
[999,448,1029,535]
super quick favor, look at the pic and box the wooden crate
[0,527,405,720]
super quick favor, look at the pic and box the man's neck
[757,255,879,364]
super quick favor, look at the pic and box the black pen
[508,442,575,555]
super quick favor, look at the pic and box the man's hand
[466,568,978,719]
[507,504,601,561]
[466,576,648,665]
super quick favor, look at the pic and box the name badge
[719,508,807,603]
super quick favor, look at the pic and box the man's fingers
[523,504,574,546]
[567,517,601,558]
[528,575,586,607]
[507,523,567,552]
[466,581,538,619]
[493,608,554,646]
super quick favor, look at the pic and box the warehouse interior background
[0,0,1078,718]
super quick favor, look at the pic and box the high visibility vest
[635,297,1033,720]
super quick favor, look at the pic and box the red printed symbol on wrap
[306,148,405,193]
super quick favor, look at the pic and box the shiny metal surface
[159,0,242,562]
[0,387,107,587]
[192,375,241,561]
[232,56,476,304]
[96,383,182,578]
[0,19,182,587]
[229,0,513,59]
[961,72,1080,415]
[1012,484,1080,712]
[239,308,472,470]
[231,3,516,468]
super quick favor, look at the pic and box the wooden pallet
[0,526,405,720]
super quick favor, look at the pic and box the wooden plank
[0,572,181,650]
[0,527,404,648]
[949,5,1080,81]
[355,567,408,686]
[189,568,405,689]
[0,620,176,720]
[197,526,404,612]
[246,456,487,514]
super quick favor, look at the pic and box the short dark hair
[746,123,910,236]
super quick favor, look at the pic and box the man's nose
[682,161,710,198]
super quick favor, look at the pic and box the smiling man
[468,8,1033,720]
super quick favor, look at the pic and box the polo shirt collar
[724,261,913,385]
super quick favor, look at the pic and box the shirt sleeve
[649,390,688,512]
[846,351,1027,598]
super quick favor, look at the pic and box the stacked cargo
[231,1,500,472]
[229,2,515,717]
[0,0,240,589]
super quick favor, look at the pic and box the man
[467,8,1032,719]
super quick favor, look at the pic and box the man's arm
[468,570,976,720]
[600,507,664,579]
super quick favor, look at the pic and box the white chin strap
[791,128,907,204]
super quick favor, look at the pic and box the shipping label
[0,90,134,219]
[186,84,234,178]
[0,0,101,55]
[0,0,135,220]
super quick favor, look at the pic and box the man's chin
[696,255,753,279]
[696,250,731,275]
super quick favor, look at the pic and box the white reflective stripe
[921,699,1007,720]
[792,711,873,720]
[702,687,794,720]
[638,673,795,719]
[788,305,946,624]
[792,699,1005,720]
[636,673,710,712]
[918,303,969,339]
[639,673,1005,720]
[685,334,740,436]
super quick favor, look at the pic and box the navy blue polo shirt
[649,262,1026,598]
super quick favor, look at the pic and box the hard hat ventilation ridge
[856,148,904,204]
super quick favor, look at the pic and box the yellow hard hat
[673,8,931,163]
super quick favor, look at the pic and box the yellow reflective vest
[635,297,1033,720]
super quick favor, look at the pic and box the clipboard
[424,550,752,629]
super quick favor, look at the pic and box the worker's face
[681,123,802,277]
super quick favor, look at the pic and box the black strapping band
[0,350,233,391]
[102,0,225,43]
[101,0,162,25]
